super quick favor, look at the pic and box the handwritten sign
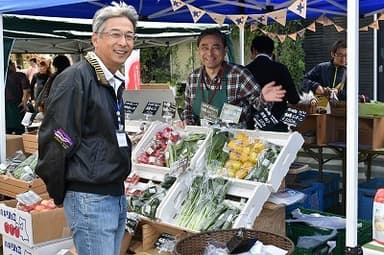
[220,103,242,124]
[280,107,307,127]
[169,158,189,177]
[200,103,218,123]
[124,101,139,114]
[142,102,161,115]
[162,101,177,118]
[253,107,279,129]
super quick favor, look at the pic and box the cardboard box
[2,236,73,255]
[253,202,286,236]
[295,113,329,145]
[0,199,71,246]
[328,115,384,149]
[6,135,24,158]
[0,175,47,198]
[22,131,38,154]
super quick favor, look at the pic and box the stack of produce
[175,175,240,231]
[125,173,176,219]
[136,126,206,168]
[206,129,281,182]
[0,151,39,182]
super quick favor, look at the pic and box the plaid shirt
[183,62,267,124]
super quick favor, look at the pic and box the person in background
[245,35,300,131]
[301,39,347,101]
[5,61,31,134]
[25,57,38,83]
[35,55,71,113]
[30,58,51,100]
[182,28,286,126]
[36,4,137,255]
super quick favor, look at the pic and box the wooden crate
[0,175,47,198]
[22,131,38,154]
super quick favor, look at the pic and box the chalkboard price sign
[253,107,279,129]
[124,101,139,114]
[142,102,161,115]
[280,107,307,127]
[162,101,177,118]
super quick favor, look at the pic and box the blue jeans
[64,191,127,255]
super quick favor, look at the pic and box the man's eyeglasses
[100,30,136,42]
[334,53,347,58]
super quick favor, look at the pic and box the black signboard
[124,101,139,114]
[142,102,161,115]
[280,107,307,127]
[162,101,177,118]
[253,107,279,129]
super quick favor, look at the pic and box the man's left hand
[262,82,286,102]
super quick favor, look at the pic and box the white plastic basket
[155,171,271,231]
[132,122,212,172]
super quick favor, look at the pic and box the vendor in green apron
[182,28,287,126]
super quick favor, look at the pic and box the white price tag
[21,112,33,127]
[220,103,242,124]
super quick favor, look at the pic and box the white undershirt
[91,52,125,96]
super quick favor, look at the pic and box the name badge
[200,102,218,123]
[116,131,128,147]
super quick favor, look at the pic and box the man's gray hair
[92,5,139,33]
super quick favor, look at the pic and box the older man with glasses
[301,39,347,101]
[36,4,137,255]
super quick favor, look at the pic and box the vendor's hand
[173,120,186,129]
[18,101,27,112]
[261,82,286,102]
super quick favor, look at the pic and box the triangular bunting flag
[316,15,334,26]
[306,22,316,32]
[187,4,205,23]
[268,9,287,26]
[250,14,268,25]
[228,15,248,28]
[169,0,185,11]
[288,33,297,41]
[359,26,369,31]
[297,29,305,37]
[369,20,380,30]
[250,23,258,32]
[277,34,287,43]
[334,24,345,32]
[207,12,226,26]
[288,0,307,18]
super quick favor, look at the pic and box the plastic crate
[286,208,372,255]
[358,178,384,221]
[297,170,340,210]
[286,183,324,214]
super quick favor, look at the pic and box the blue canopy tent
[1,1,384,253]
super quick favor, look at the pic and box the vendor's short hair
[331,39,346,53]
[197,28,227,48]
[250,35,274,55]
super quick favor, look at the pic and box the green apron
[192,70,228,124]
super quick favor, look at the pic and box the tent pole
[0,14,6,163]
[373,14,378,101]
[345,0,362,253]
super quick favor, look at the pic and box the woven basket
[174,228,294,255]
